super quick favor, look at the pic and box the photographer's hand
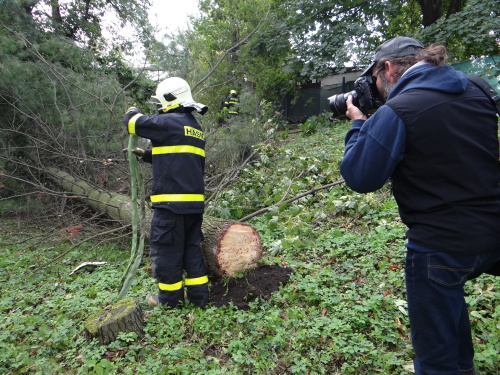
[345,96,367,121]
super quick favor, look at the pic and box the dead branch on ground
[238,179,345,222]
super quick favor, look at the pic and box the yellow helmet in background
[230,89,237,95]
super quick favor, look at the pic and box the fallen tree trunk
[45,167,262,278]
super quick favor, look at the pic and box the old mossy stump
[83,299,144,345]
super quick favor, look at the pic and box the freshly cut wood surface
[217,222,262,275]
[201,217,262,278]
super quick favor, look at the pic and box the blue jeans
[405,244,500,375]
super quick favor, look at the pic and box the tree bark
[45,167,262,278]
[446,0,463,18]
[83,299,144,345]
[416,0,443,27]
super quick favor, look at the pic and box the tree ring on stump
[217,223,262,276]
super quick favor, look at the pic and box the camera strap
[468,75,500,115]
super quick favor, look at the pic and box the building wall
[283,71,360,123]
[321,71,360,88]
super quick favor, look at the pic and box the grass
[1,118,499,374]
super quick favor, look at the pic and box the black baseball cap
[361,36,424,76]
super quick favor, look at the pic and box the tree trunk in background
[445,0,462,18]
[416,0,442,27]
[45,167,262,278]
[416,0,463,27]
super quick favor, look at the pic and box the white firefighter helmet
[152,77,194,112]
[152,77,208,115]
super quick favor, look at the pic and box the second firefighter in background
[124,77,209,308]
[218,89,239,125]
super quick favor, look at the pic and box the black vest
[386,81,500,254]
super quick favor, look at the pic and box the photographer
[340,36,500,375]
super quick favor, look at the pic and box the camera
[328,75,383,117]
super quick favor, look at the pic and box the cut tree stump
[83,299,144,345]
[45,167,262,279]
[201,217,262,278]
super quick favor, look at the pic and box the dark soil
[209,264,293,310]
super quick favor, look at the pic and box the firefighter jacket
[222,94,239,115]
[124,108,205,214]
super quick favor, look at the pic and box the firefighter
[218,89,239,125]
[124,77,209,308]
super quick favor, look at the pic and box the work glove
[121,147,145,160]
[131,147,145,157]
[126,106,140,114]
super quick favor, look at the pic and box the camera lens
[328,90,356,118]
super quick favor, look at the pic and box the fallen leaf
[59,225,83,239]
[402,362,415,372]
[395,317,406,336]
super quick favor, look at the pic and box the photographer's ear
[384,61,399,84]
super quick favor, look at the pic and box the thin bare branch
[238,179,345,222]
[192,18,268,92]
[28,224,131,274]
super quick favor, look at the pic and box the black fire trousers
[149,208,209,307]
